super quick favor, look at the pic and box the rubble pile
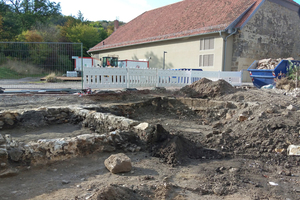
[257,57,294,70]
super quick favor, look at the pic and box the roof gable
[89,0,262,52]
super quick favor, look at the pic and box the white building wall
[91,33,225,72]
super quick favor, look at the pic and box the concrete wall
[91,33,224,71]
[231,0,300,82]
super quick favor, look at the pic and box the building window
[199,54,214,67]
[200,38,214,50]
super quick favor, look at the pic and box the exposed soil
[178,78,236,98]
[1,80,300,200]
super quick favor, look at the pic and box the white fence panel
[157,69,191,87]
[191,71,242,86]
[127,68,157,88]
[83,67,242,89]
[218,71,242,86]
[83,67,127,89]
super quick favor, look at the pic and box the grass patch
[0,60,51,79]
[0,67,47,79]
[0,67,21,79]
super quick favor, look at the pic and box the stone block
[104,153,132,174]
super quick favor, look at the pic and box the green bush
[287,60,300,80]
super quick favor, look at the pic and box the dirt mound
[151,135,222,166]
[203,103,300,164]
[179,78,236,98]
[93,184,148,200]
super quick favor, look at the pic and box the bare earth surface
[1,79,300,200]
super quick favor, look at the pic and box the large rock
[104,153,132,174]
[8,148,23,161]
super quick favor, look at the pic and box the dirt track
[1,80,300,200]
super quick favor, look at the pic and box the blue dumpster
[247,60,300,88]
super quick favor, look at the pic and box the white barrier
[83,67,242,89]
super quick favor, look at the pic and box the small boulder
[134,122,150,131]
[287,104,298,111]
[104,153,132,174]
[8,148,23,162]
[237,114,248,122]
[4,113,15,126]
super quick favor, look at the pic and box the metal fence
[0,42,83,90]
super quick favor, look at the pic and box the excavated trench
[0,97,246,175]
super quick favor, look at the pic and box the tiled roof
[89,0,262,52]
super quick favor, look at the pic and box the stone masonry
[0,105,169,171]
[231,0,300,81]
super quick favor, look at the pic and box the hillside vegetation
[0,0,125,55]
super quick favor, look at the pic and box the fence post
[81,43,83,90]
[156,68,159,87]
[126,68,129,88]
[296,70,298,89]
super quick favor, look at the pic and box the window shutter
[200,40,203,50]
[204,39,210,50]
[209,54,214,66]
[199,55,203,67]
[203,55,209,66]
[209,38,214,49]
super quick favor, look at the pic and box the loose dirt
[1,80,300,200]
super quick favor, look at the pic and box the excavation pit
[0,97,242,169]
[1,84,300,199]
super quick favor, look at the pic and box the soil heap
[179,78,236,98]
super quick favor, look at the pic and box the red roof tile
[89,0,261,52]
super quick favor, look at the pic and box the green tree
[64,23,100,56]
[17,30,43,42]
[4,0,61,30]
[77,10,85,23]
[0,14,3,33]
[89,21,108,41]
[33,22,61,42]
[0,1,22,40]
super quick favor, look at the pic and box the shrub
[287,60,300,81]
[45,73,57,82]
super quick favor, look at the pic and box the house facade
[88,0,300,82]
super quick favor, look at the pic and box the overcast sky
[52,0,182,22]
[53,0,300,23]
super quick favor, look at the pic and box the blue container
[247,60,300,88]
